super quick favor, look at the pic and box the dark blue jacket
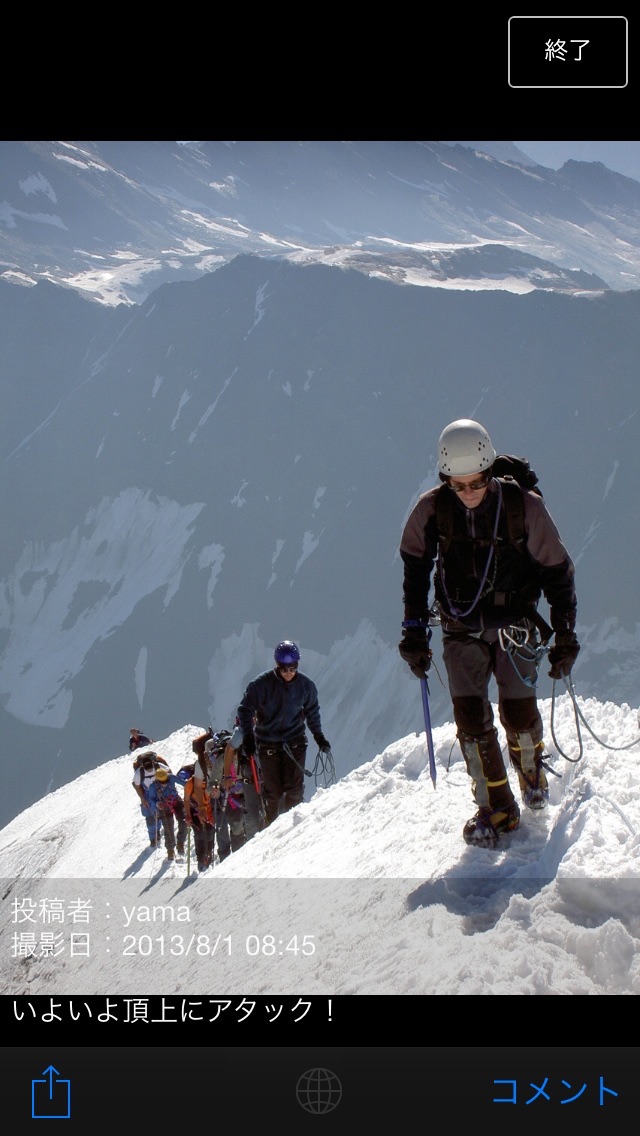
[237,668,323,745]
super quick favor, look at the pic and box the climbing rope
[283,741,337,789]
[550,674,640,762]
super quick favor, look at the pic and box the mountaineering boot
[507,733,549,811]
[523,771,549,810]
[166,848,176,861]
[458,728,517,807]
[176,842,185,856]
[463,802,521,848]
[458,729,519,846]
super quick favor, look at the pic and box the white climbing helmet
[438,419,497,476]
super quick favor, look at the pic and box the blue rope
[439,480,503,619]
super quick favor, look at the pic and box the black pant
[443,628,543,738]
[214,794,246,859]
[256,736,306,826]
[188,809,215,868]
[157,800,188,853]
[443,628,545,813]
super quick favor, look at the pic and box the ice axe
[420,676,437,788]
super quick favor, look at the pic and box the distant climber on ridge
[129,727,153,752]
[236,640,331,827]
[131,750,170,847]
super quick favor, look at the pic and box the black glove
[398,625,432,679]
[241,730,256,759]
[314,733,331,753]
[548,630,580,679]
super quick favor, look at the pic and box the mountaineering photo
[1,141,639,1001]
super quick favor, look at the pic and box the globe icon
[296,1067,343,1114]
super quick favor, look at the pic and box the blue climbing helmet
[274,640,300,665]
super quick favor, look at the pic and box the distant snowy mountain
[2,140,640,305]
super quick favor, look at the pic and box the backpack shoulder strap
[434,484,454,554]
[496,477,527,550]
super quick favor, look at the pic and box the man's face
[447,470,491,507]
[278,664,298,682]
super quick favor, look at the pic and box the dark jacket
[400,479,576,635]
[129,732,151,751]
[237,668,323,745]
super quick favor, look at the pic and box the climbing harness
[498,619,549,689]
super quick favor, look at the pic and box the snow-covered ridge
[1,696,639,996]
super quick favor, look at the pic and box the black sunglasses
[448,471,491,493]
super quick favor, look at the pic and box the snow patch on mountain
[0,490,204,726]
